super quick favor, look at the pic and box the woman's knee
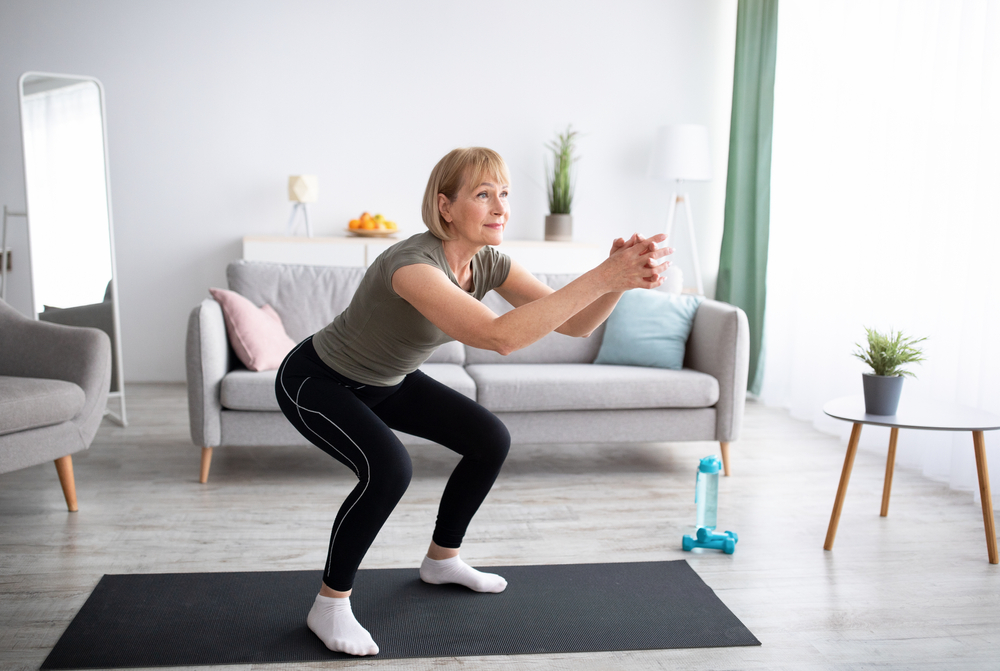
[479,418,511,468]
[366,449,413,499]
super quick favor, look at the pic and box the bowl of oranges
[347,212,399,237]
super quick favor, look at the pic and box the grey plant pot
[545,214,573,242]
[862,373,904,415]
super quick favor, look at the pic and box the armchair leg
[719,442,731,476]
[200,447,213,483]
[54,455,78,512]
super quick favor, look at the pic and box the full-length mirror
[19,72,126,426]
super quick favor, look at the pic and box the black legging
[275,337,510,592]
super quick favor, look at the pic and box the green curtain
[716,0,779,395]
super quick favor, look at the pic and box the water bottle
[695,455,721,530]
[682,455,737,554]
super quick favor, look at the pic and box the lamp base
[286,203,313,237]
[664,190,704,295]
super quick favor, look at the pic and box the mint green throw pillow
[594,290,703,370]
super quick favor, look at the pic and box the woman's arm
[495,234,672,337]
[392,234,668,355]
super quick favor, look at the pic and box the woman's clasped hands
[603,232,672,291]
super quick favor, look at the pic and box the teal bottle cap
[698,456,722,473]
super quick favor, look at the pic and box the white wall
[0,0,737,382]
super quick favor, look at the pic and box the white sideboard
[242,235,607,274]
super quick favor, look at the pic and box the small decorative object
[852,327,926,416]
[682,456,738,554]
[347,212,399,237]
[287,175,318,237]
[647,124,712,295]
[544,125,579,242]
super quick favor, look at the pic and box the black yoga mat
[42,560,759,668]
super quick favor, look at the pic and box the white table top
[823,396,1000,432]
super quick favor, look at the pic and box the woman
[275,147,670,656]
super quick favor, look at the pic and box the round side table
[822,396,1000,564]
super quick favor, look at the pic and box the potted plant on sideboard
[544,125,579,241]
[852,327,926,415]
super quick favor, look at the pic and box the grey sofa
[187,261,749,483]
[0,298,112,511]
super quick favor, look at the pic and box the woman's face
[439,172,509,246]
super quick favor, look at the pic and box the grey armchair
[0,298,111,511]
[38,281,120,392]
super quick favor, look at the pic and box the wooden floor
[2,384,999,670]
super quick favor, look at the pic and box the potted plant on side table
[544,125,579,241]
[852,327,927,415]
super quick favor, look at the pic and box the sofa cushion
[465,364,719,412]
[0,376,85,436]
[417,364,476,400]
[222,364,476,411]
[227,261,367,342]
[594,290,703,370]
[209,288,297,371]
[424,340,465,365]
[465,273,606,365]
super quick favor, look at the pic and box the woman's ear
[437,192,453,223]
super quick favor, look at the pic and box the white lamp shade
[288,175,319,203]
[647,124,712,181]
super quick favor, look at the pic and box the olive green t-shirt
[312,231,511,386]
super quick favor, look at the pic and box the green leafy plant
[546,125,579,215]
[852,327,927,377]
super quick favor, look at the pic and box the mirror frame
[18,71,127,426]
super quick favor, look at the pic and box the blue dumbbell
[682,528,739,554]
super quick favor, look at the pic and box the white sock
[419,555,507,593]
[306,594,379,656]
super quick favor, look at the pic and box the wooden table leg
[825,423,863,551]
[972,431,998,564]
[880,427,899,517]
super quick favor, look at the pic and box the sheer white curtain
[761,0,1000,505]
[22,81,112,314]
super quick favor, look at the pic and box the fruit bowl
[348,212,399,237]
[346,228,400,238]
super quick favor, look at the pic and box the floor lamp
[647,124,712,295]
[287,175,318,237]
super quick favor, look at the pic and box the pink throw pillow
[208,288,297,371]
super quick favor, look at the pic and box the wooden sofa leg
[54,455,78,512]
[720,442,731,476]
[200,447,213,483]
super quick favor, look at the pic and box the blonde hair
[421,147,511,240]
